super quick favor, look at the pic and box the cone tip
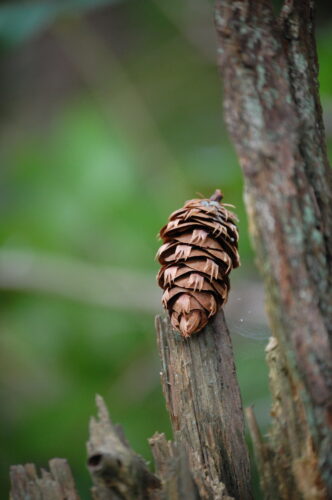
[210,189,223,202]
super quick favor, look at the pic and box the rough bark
[215,0,332,498]
[155,311,252,500]
[247,337,326,500]
[10,459,80,500]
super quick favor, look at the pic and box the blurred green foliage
[0,1,331,498]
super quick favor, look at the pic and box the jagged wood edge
[87,395,161,500]
[9,459,80,500]
[155,311,252,500]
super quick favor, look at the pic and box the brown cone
[156,190,240,337]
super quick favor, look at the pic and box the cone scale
[156,190,240,337]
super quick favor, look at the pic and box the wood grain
[10,459,80,500]
[156,311,252,500]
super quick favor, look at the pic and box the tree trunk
[215,1,332,498]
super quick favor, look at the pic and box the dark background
[1,1,331,497]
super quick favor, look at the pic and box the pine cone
[156,189,240,337]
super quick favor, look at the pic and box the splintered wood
[155,312,252,500]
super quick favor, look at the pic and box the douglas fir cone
[156,190,240,337]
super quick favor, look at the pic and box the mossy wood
[215,0,332,498]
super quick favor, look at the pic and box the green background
[1,1,331,497]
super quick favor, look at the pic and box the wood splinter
[87,394,160,500]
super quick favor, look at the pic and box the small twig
[210,189,223,202]
[245,407,266,465]
[0,249,159,313]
